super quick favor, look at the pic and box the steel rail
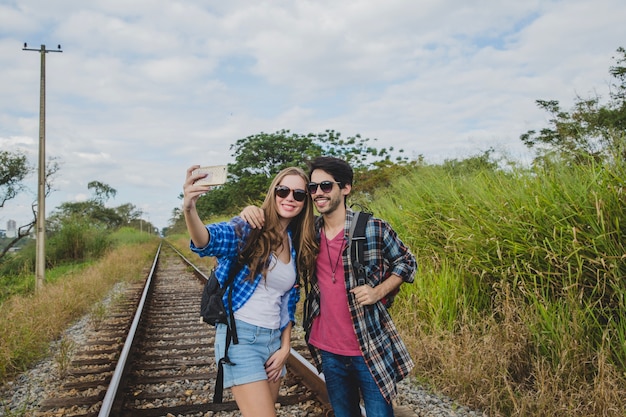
[97,241,162,416]
[287,347,330,405]
[166,241,209,283]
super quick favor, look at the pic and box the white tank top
[234,254,296,329]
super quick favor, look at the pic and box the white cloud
[1,0,625,230]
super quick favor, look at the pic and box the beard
[314,193,342,215]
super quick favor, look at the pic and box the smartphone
[193,165,228,186]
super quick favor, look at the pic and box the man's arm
[350,274,403,306]
[240,205,265,229]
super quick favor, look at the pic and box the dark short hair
[308,156,353,188]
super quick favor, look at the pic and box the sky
[1,0,625,232]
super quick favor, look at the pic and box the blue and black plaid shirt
[191,216,300,331]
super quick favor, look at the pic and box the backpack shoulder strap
[224,261,241,343]
[349,211,371,286]
[214,260,241,404]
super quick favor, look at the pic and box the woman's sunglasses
[307,181,341,194]
[275,185,307,202]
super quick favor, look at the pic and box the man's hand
[350,274,404,306]
[240,205,265,229]
[350,284,381,306]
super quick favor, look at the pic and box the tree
[0,150,31,209]
[441,148,501,175]
[609,47,626,104]
[0,157,59,260]
[49,181,123,230]
[521,47,626,164]
[49,201,122,231]
[114,203,143,224]
[192,129,409,218]
[47,183,155,233]
[88,181,117,204]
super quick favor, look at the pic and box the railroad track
[33,241,417,417]
[34,241,332,417]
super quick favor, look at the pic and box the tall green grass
[370,158,626,416]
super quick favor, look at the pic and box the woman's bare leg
[231,380,277,417]
[269,377,282,403]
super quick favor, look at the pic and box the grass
[0,236,159,381]
[375,159,626,416]
[54,336,75,378]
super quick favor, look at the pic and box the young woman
[182,165,317,417]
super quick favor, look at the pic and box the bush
[46,219,111,266]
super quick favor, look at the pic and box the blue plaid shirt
[190,216,300,331]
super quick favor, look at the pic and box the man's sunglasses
[307,181,341,194]
[275,185,307,202]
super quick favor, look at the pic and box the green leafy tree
[354,157,423,199]
[440,148,501,175]
[49,181,122,230]
[114,203,143,224]
[609,47,626,104]
[50,201,123,231]
[88,180,117,204]
[521,47,626,164]
[192,129,408,218]
[49,183,154,234]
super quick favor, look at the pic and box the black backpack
[348,211,399,309]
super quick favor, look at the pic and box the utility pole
[22,43,62,292]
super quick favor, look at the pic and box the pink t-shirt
[308,229,361,355]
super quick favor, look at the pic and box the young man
[242,156,416,417]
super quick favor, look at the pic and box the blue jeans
[320,350,394,417]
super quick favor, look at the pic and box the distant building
[0,229,5,238]
[6,220,17,238]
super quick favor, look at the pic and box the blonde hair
[240,167,318,286]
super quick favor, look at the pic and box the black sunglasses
[307,181,341,194]
[275,185,307,202]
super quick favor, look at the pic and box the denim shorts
[215,319,285,388]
